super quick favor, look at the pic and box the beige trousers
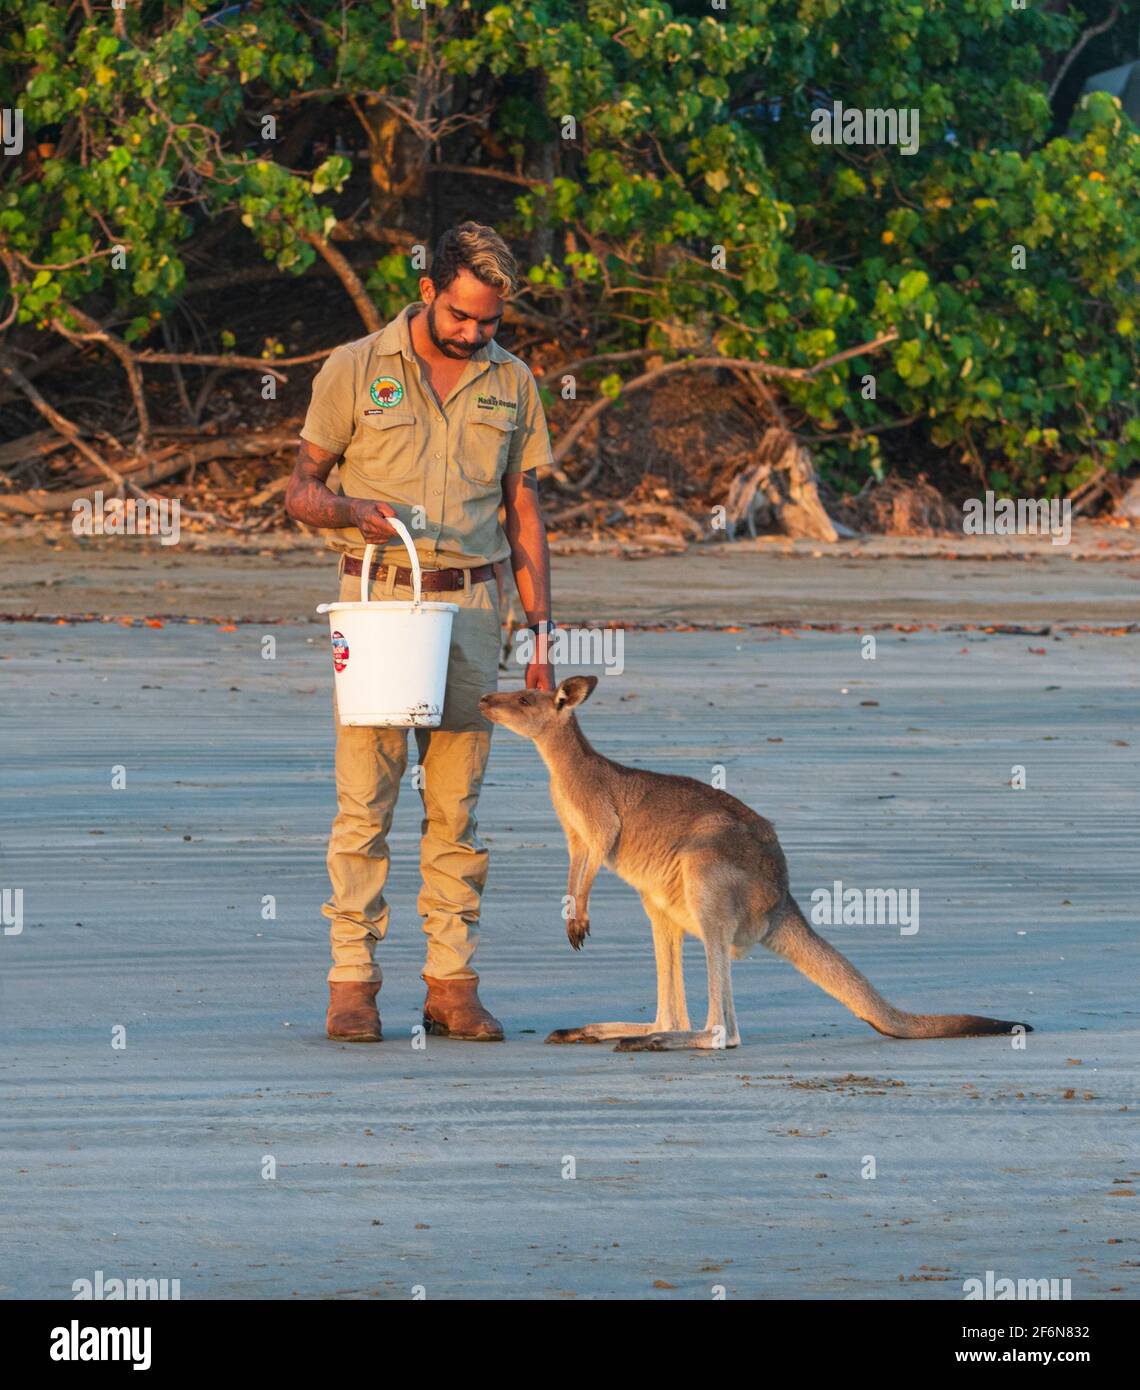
[322,560,502,984]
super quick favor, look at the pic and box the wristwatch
[528,619,555,636]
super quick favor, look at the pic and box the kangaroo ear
[554,674,599,710]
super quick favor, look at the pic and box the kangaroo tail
[763,900,1031,1039]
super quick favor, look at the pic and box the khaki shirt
[299,301,554,567]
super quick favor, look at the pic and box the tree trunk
[366,106,427,228]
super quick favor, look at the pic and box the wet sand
[1,535,1136,1297]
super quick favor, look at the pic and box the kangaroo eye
[519,695,533,705]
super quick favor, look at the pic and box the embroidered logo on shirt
[475,393,517,412]
[369,376,405,409]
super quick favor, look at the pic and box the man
[285,222,555,1044]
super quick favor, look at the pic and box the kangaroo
[478,676,1031,1052]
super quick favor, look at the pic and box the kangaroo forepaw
[567,918,590,950]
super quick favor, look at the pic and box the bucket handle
[360,516,422,606]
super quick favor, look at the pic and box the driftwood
[545,495,705,538]
[0,431,298,514]
[1116,477,1140,520]
[1068,466,1126,518]
[0,308,321,519]
[0,352,131,494]
[725,427,840,542]
[0,429,75,472]
[618,501,706,538]
[0,288,898,542]
[834,473,960,537]
[248,474,292,508]
[548,330,899,490]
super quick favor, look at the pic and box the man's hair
[428,222,518,298]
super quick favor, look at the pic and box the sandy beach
[1,516,1138,628]
[1,530,1136,1299]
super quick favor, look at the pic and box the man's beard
[426,303,479,358]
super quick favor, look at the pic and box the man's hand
[349,497,399,542]
[285,442,399,541]
[526,658,556,692]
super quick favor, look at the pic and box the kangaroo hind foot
[546,1022,659,1044]
[614,1027,737,1052]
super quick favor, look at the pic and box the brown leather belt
[342,555,495,592]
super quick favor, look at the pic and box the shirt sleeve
[299,346,355,456]
[505,367,554,476]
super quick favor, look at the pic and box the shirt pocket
[457,413,517,489]
[358,408,418,483]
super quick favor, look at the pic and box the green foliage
[0,0,1136,491]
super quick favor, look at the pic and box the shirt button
[433,488,442,495]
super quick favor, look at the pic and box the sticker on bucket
[331,630,349,672]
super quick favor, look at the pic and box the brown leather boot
[326,981,382,1042]
[422,975,504,1041]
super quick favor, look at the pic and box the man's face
[421,270,504,359]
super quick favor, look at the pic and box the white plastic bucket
[316,518,457,727]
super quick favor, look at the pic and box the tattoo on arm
[284,439,356,529]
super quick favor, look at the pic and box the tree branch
[0,431,299,515]
[52,303,152,447]
[297,227,382,333]
[547,331,900,486]
[426,164,545,187]
[1048,1,1122,102]
[0,352,130,494]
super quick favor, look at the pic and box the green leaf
[897,270,929,305]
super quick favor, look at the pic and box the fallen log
[725,427,840,543]
[0,429,77,472]
[0,431,299,515]
[0,353,130,494]
[249,474,291,507]
[617,501,706,539]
